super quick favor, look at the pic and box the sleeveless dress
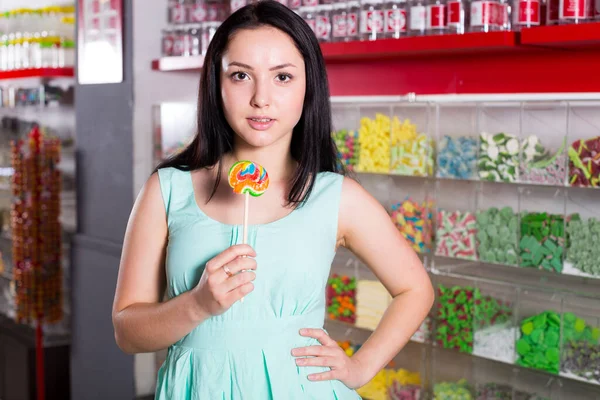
[154,167,362,400]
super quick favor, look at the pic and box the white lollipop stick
[241,192,249,303]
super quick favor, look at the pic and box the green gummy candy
[546,348,560,363]
[517,338,531,355]
[533,314,547,329]
[522,321,534,335]
[548,312,561,327]
[531,328,544,344]
[575,318,586,332]
[545,330,559,347]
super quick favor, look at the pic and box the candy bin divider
[562,102,570,187]
[388,104,393,176]
[430,103,437,178]
[475,103,482,182]
[518,101,525,184]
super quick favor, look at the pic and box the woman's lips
[247,117,275,131]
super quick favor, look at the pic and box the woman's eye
[276,74,292,83]
[232,72,248,81]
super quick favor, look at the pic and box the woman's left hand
[291,328,368,389]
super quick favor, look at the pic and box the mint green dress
[155,167,362,400]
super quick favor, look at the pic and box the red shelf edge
[321,32,519,61]
[521,22,600,48]
[0,68,75,80]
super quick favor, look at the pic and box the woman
[112,1,434,399]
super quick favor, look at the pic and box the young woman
[112,1,434,398]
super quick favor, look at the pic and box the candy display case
[388,178,435,255]
[510,367,558,400]
[436,104,479,181]
[388,104,434,178]
[517,186,567,274]
[471,281,517,366]
[519,103,569,187]
[430,347,476,400]
[331,104,361,172]
[514,288,564,375]
[559,294,600,386]
[475,183,520,267]
[566,102,600,188]
[355,104,395,174]
[564,188,600,279]
[434,180,478,261]
[477,103,521,183]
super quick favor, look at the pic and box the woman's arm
[112,173,210,354]
[338,177,434,380]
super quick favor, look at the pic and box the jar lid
[302,5,317,11]
[320,4,333,10]
[333,2,347,9]
[348,0,360,6]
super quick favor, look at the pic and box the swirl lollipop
[228,160,270,245]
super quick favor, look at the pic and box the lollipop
[228,160,270,244]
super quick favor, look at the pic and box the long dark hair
[156,0,343,206]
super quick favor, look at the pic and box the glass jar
[558,0,594,23]
[172,28,186,57]
[408,0,427,35]
[303,0,319,7]
[347,1,361,40]
[168,0,188,25]
[447,0,468,32]
[301,6,318,34]
[332,3,349,42]
[201,21,220,54]
[188,0,208,23]
[161,28,176,57]
[499,0,512,30]
[469,0,502,31]
[316,5,333,42]
[426,0,448,34]
[184,27,201,56]
[289,0,302,10]
[512,0,540,29]
[360,0,385,41]
[230,0,248,13]
[206,0,221,21]
[384,0,408,38]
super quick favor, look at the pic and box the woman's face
[220,26,306,150]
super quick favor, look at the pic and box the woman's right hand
[192,244,257,317]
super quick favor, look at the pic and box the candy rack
[328,95,600,399]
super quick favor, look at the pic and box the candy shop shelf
[521,22,600,49]
[325,317,428,345]
[432,259,600,299]
[0,67,75,81]
[320,32,519,61]
[151,55,204,72]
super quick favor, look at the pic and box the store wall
[131,0,199,396]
